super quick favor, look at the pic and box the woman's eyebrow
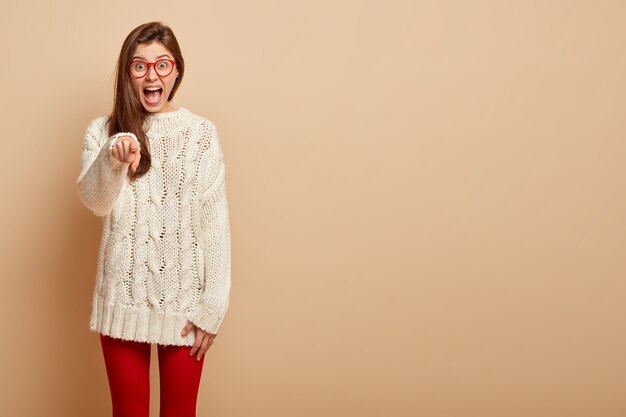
[132,54,171,60]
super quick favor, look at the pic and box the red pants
[100,334,205,417]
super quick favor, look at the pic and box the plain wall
[0,1,625,416]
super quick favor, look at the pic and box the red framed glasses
[129,59,176,78]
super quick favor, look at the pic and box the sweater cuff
[109,132,140,150]
[185,297,229,335]
[107,133,140,169]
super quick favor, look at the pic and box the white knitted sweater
[76,107,231,346]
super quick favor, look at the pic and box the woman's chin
[141,98,170,113]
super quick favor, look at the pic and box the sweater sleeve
[186,121,232,334]
[76,118,141,217]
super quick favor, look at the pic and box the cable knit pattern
[76,108,231,346]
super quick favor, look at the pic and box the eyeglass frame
[128,58,177,78]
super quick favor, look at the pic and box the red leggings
[100,334,205,417]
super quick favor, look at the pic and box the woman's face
[129,41,178,113]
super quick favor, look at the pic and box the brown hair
[108,21,185,180]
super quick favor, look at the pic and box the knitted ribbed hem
[89,293,197,346]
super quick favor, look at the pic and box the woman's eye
[158,62,168,69]
[134,63,146,70]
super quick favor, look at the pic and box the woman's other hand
[181,321,216,361]
[111,136,141,173]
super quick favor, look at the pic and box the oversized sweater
[76,107,231,346]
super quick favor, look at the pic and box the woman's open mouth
[143,86,163,106]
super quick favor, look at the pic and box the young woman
[76,21,231,417]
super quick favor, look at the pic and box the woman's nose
[146,65,158,80]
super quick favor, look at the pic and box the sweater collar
[144,107,193,135]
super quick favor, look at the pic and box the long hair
[108,21,185,180]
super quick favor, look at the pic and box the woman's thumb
[181,322,194,336]
[131,152,141,173]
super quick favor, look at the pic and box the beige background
[1,1,625,416]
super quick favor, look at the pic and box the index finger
[127,138,139,152]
